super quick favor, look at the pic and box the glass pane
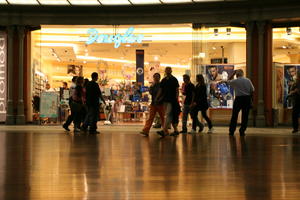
[69,0,100,5]
[130,0,161,4]
[39,0,70,5]
[161,0,192,3]
[8,0,38,4]
[99,0,131,5]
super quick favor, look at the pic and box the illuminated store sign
[0,33,6,122]
[86,27,144,48]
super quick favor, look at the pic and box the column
[256,21,266,127]
[245,22,255,126]
[16,26,25,125]
[5,26,15,125]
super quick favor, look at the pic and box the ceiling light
[125,44,131,47]
[130,0,161,4]
[161,0,192,3]
[83,61,87,64]
[99,0,130,5]
[212,47,216,50]
[154,56,159,61]
[39,0,70,5]
[7,0,38,4]
[282,45,287,49]
[69,0,100,5]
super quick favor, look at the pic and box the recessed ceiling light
[154,56,159,61]
[212,47,216,50]
[125,44,131,47]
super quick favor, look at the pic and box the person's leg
[163,103,172,134]
[201,109,213,129]
[229,98,242,135]
[90,105,99,132]
[153,113,161,128]
[157,104,165,128]
[191,107,199,131]
[142,105,157,134]
[181,105,189,132]
[292,104,300,132]
[239,104,250,135]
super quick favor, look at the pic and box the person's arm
[228,70,237,81]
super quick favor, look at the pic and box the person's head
[183,74,190,84]
[46,83,50,90]
[153,73,161,83]
[196,74,205,86]
[62,82,68,89]
[72,76,78,83]
[165,67,172,76]
[91,72,98,81]
[76,76,84,86]
[287,66,297,77]
[84,78,89,87]
[208,66,218,79]
[236,69,244,78]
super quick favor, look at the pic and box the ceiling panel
[7,0,39,4]
[69,0,100,5]
[99,0,131,5]
[38,0,70,5]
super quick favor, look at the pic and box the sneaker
[139,131,149,137]
[170,131,179,136]
[157,130,165,137]
[188,129,197,134]
[292,130,299,134]
[207,128,214,134]
[62,123,70,131]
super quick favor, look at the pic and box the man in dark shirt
[82,72,105,134]
[140,73,164,136]
[156,67,180,137]
[290,72,300,133]
[180,74,195,133]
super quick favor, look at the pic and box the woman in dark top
[191,74,214,134]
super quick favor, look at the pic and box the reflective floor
[0,126,300,199]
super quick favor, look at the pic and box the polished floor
[0,125,300,200]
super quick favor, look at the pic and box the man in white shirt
[227,69,254,136]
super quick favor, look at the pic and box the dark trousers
[292,103,300,131]
[64,99,73,126]
[229,96,251,134]
[83,104,100,131]
[72,102,85,129]
[182,105,192,131]
[191,107,212,130]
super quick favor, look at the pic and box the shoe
[292,130,299,134]
[180,130,187,134]
[89,130,100,134]
[240,132,245,136]
[188,129,197,134]
[63,124,70,131]
[139,131,149,137]
[74,128,81,133]
[207,128,214,134]
[170,131,179,136]
[156,130,165,137]
[152,124,161,128]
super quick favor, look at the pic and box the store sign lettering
[0,33,6,121]
[86,27,144,48]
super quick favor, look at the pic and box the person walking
[190,74,213,134]
[289,72,300,133]
[156,67,180,137]
[227,69,254,136]
[180,74,195,133]
[82,72,105,134]
[63,76,77,131]
[140,73,165,136]
[72,76,86,133]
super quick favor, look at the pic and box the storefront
[28,24,246,124]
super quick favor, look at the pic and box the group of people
[62,72,105,134]
[140,67,256,137]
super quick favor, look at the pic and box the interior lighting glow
[39,0,70,5]
[69,0,100,5]
[99,0,131,5]
[8,0,39,4]
[161,0,192,3]
[0,0,7,4]
[130,0,161,4]
[35,71,45,77]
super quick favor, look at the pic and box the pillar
[256,21,266,127]
[5,26,15,125]
[16,26,25,125]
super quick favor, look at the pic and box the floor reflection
[0,130,300,199]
